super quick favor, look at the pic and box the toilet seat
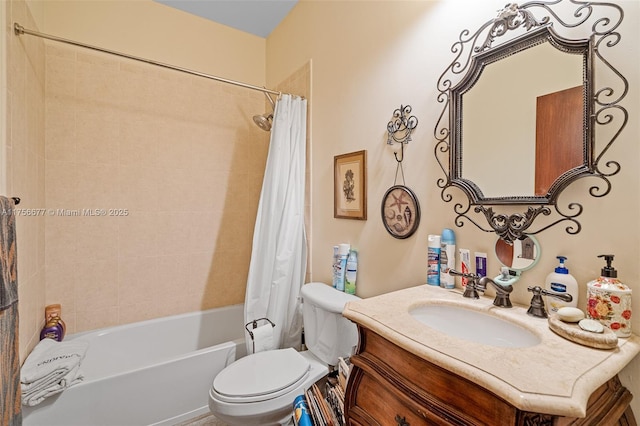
[212,348,310,403]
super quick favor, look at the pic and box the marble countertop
[342,284,640,418]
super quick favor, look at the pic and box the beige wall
[267,0,640,414]
[44,43,268,333]
[5,0,47,359]
[39,0,270,334]
[40,0,265,87]
[8,0,273,355]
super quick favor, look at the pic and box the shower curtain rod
[13,23,283,97]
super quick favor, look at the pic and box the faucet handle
[448,269,478,279]
[448,269,481,299]
[527,286,548,318]
[527,286,573,318]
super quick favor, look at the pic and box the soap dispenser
[544,256,578,313]
[586,254,632,337]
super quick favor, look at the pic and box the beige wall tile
[9,0,47,359]
[74,259,118,312]
[10,0,272,359]
[117,165,159,212]
[75,216,118,262]
[117,212,159,259]
[117,256,158,306]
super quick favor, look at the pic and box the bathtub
[22,304,247,426]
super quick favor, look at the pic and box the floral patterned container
[587,275,632,338]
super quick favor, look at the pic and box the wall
[44,43,268,333]
[40,0,265,87]
[5,0,46,359]
[8,0,271,352]
[267,0,640,415]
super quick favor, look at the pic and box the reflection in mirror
[462,42,584,198]
[495,236,539,272]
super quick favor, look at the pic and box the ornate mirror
[434,1,627,244]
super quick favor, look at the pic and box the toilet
[208,282,360,425]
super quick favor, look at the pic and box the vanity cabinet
[345,326,636,426]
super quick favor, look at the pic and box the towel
[0,196,18,311]
[0,196,20,425]
[20,338,89,406]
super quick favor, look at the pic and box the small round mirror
[495,235,540,272]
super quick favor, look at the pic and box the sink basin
[409,304,540,348]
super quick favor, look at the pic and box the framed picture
[381,185,421,239]
[334,150,367,220]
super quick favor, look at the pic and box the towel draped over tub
[0,196,21,425]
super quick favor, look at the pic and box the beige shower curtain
[0,196,21,425]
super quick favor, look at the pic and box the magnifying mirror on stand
[494,236,540,286]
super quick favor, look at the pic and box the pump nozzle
[597,254,617,278]
[555,256,568,274]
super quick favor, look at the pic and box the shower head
[253,91,276,131]
[253,113,273,131]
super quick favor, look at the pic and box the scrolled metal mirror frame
[434,1,627,244]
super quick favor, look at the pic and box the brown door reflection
[535,85,584,196]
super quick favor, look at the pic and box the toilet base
[208,351,327,426]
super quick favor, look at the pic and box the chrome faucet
[448,269,514,308]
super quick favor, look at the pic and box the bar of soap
[579,318,604,333]
[557,307,585,323]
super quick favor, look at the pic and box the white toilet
[208,282,360,425]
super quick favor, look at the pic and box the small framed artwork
[334,150,367,220]
[381,185,420,239]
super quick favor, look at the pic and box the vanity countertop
[342,284,640,418]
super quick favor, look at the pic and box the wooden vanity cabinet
[345,326,637,426]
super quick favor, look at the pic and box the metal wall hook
[394,141,406,163]
[387,104,418,164]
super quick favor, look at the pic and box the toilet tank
[301,282,361,365]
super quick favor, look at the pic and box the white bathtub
[22,304,247,426]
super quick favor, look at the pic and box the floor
[176,413,228,426]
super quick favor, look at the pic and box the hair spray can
[440,229,456,289]
[293,395,313,426]
[427,235,441,286]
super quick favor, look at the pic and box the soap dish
[548,314,618,350]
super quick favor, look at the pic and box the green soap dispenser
[544,256,578,313]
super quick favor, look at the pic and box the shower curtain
[244,94,307,353]
[0,196,21,425]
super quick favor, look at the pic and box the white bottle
[332,246,339,288]
[335,243,350,292]
[427,235,441,286]
[345,250,358,295]
[545,256,578,313]
[440,228,456,289]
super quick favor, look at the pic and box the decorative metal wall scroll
[387,105,418,163]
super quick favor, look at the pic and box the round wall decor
[381,185,420,239]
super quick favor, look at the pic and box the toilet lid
[213,348,310,402]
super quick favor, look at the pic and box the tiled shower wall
[6,0,47,359]
[44,43,271,334]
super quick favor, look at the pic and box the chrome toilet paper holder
[245,318,275,353]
